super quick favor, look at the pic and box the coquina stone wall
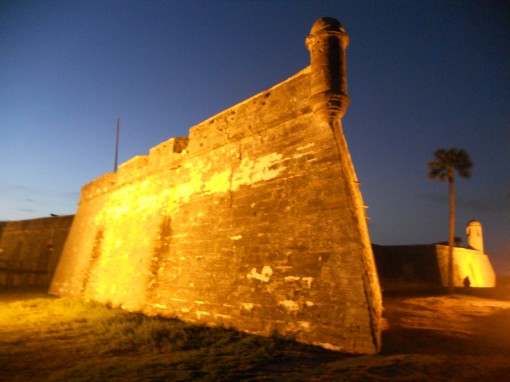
[50,18,382,354]
[373,243,496,292]
[0,216,73,287]
[436,245,496,288]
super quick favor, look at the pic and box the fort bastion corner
[49,18,383,354]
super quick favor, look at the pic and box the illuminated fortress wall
[374,243,496,292]
[50,18,382,354]
[0,216,73,287]
[436,245,496,288]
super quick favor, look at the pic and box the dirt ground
[284,288,510,381]
[1,285,510,381]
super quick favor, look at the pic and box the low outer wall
[373,244,496,291]
[372,245,443,292]
[51,19,382,354]
[0,216,73,287]
[436,245,496,287]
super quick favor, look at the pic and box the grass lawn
[0,290,338,381]
[1,284,510,381]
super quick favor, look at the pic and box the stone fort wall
[373,244,496,292]
[0,216,73,287]
[436,245,496,288]
[50,18,382,354]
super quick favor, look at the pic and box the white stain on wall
[203,170,231,194]
[232,152,285,189]
[247,266,273,282]
[298,321,311,330]
[283,275,314,288]
[278,300,299,312]
[293,142,316,159]
[241,303,254,311]
[302,277,314,288]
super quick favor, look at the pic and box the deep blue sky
[1,1,509,273]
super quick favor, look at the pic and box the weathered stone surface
[436,245,496,288]
[50,18,382,354]
[374,243,496,291]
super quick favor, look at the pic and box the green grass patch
[0,291,338,381]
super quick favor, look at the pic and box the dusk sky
[1,1,509,273]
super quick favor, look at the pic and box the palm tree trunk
[448,173,455,294]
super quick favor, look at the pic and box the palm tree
[428,148,473,293]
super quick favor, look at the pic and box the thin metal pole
[114,118,120,172]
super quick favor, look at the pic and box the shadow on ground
[1,282,510,381]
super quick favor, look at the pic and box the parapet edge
[79,67,311,202]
